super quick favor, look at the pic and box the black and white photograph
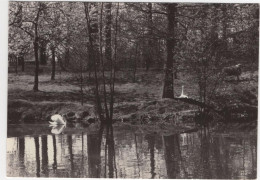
[6,1,259,179]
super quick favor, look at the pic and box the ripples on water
[7,124,256,179]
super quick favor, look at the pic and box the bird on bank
[179,85,188,98]
[49,114,66,126]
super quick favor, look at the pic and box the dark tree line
[9,2,259,117]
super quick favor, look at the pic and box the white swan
[51,124,66,135]
[179,85,188,98]
[49,114,66,126]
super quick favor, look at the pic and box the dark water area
[7,124,257,179]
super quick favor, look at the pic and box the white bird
[49,114,66,126]
[51,124,66,135]
[179,85,188,98]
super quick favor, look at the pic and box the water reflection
[34,137,40,177]
[42,135,49,177]
[18,137,25,176]
[146,134,156,178]
[67,135,74,176]
[51,125,66,135]
[87,126,103,178]
[7,125,256,178]
[164,134,182,178]
[52,135,57,171]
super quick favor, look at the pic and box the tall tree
[39,39,47,65]
[101,3,109,119]
[143,3,153,70]
[32,3,43,91]
[105,3,112,70]
[109,3,120,121]
[162,3,177,98]
[9,2,44,91]
[84,2,103,121]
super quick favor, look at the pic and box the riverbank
[8,68,258,130]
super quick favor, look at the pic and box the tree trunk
[33,3,41,92]
[80,66,84,106]
[210,4,219,58]
[33,38,39,91]
[65,48,70,66]
[39,40,47,65]
[21,56,25,72]
[51,47,56,80]
[221,4,228,58]
[100,3,110,119]
[162,3,177,98]
[133,43,138,83]
[222,4,227,41]
[146,3,153,71]
[15,56,18,74]
[105,3,112,70]
[109,3,119,122]
[84,2,103,121]
[105,2,113,123]
[59,58,62,85]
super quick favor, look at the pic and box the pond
[7,124,256,179]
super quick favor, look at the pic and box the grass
[8,64,258,127]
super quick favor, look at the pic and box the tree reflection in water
[104,124,117,178]
[199,128,212,179]
[67,135,74,176]
[145,134,156,178]
[163,134,182,179]
[18,137,25,176]
[7,124,257,178]
[80,132,85,176]
[52,135,57,172]
[41,135,49,177]
[211,135,229,178]
[87,125,104,178]
[34,137,40,177]
[134,134,141,178]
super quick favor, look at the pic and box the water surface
[7,124,257,178]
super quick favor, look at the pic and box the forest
[6,2,259,179]
[8,2,258,129]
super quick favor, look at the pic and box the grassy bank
[8,65,258,128]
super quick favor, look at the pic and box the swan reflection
[7,125,257,179]
[50,125,66,135]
